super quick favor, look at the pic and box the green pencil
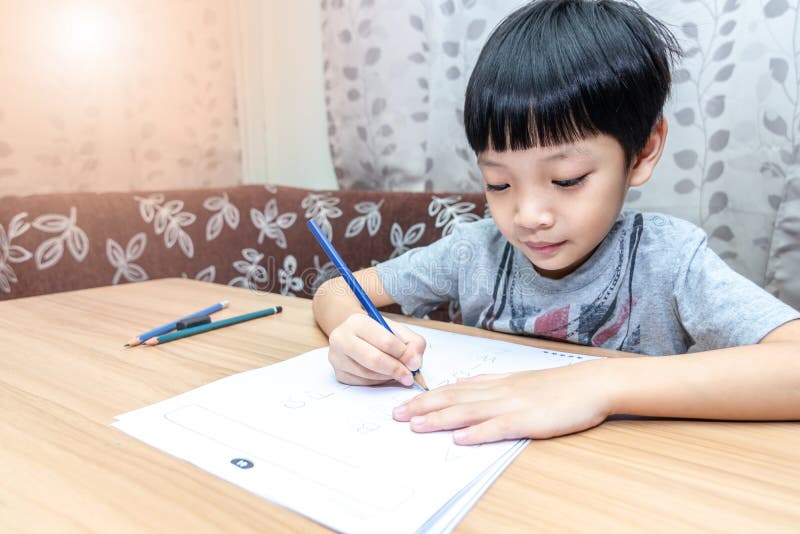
[145,305,283,345]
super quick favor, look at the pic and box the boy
[312,0,800,445]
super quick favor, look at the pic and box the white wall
[231,0,337,190]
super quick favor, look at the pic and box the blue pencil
[145,306,283,345]
[307,220,428,391]
[125,300,230,347]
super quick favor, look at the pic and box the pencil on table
[145,305,283,346]
[124,300,229,347]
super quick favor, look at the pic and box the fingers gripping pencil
[307,219,428,391]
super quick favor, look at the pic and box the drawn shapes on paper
[430,352,502,389]
[282,386,342,410]
[348,414,382,434]
[307,389,335,400]
[356,421,381,434]
[284,397,306,409]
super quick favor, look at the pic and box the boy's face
[478,134,641,279]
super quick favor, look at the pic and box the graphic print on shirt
[479,242,513,332]
[478,214,644,351]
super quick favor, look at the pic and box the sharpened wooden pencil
[124,300,229,347]
[413,372,428,391]
[145,305,283,345]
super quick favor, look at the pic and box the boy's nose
[514,199,555,229]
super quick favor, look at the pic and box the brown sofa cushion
[0,185,487,320]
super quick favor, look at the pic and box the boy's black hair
[464,0,681,164]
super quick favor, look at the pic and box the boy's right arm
[311,266,426,387]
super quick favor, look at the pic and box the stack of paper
[113,325,598,533]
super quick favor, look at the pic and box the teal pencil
[145,305,283,345]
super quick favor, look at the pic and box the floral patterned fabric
[0,185,486,320]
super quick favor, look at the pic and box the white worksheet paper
[113,325,599,533]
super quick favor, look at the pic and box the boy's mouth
[524,240,565,255]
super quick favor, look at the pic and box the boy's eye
[552,176,587,188]
[485,183,510,192]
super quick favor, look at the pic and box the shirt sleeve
[674,231,800,351]
[375,228,462,317]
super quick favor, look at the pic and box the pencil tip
[414,371,429,392]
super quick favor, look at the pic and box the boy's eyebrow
[478,147,588,167]
[477,157,504,167]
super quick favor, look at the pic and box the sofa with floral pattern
[0,184,486,320]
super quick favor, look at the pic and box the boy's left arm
[605,318,800,421]
[393,319,800,445]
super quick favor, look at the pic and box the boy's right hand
[327,313,426,387]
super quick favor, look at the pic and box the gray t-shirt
[376,211,799,355]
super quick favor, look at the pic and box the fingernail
[393,404,407,418]
[410,415,426,427]
[453,429,467,443]
[408,355,421,371]
[399,374,413,387]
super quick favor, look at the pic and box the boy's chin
[525,251,592,280]
[529,259,578,279]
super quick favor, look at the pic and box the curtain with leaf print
[320,0,800,308]
[321,0,526,192]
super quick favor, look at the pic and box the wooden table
[1,279,798,532]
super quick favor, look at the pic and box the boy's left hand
[392,360,615,444]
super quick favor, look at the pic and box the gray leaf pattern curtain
[321,0,800,309]
[322,0,526,192]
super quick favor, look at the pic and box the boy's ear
[628,117,668,187]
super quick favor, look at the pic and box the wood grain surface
[1,278,797,532]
